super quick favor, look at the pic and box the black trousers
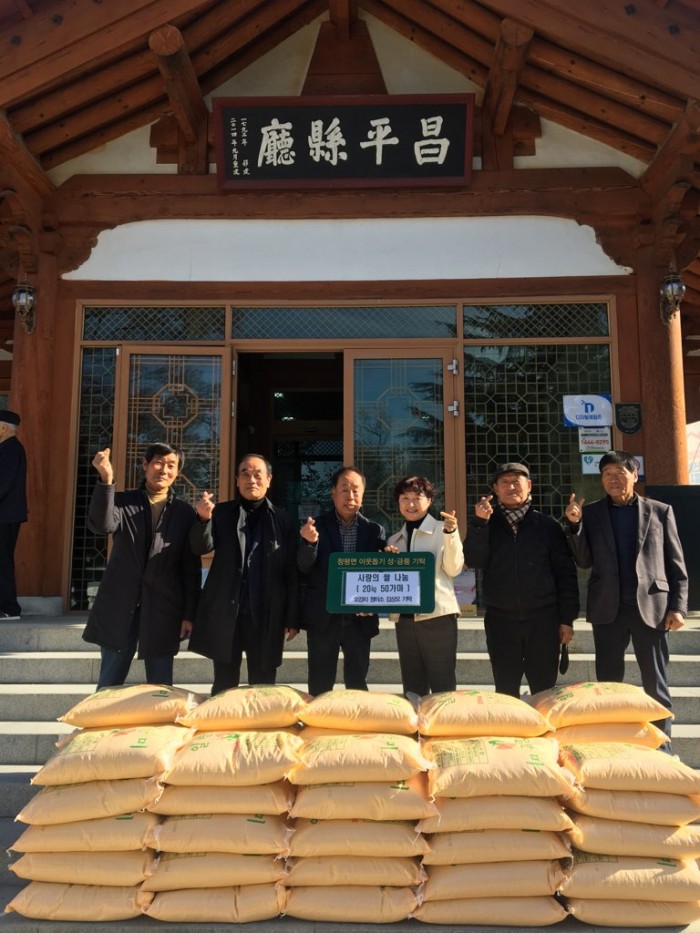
[592,602,672,742]
[0,522,21,616]
[307,615,372,696]
[484,614,560,698]
[211,611,276,696]
[395,613,458,697]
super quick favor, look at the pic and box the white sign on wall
[563,394,612,428]
[578,427,611,453]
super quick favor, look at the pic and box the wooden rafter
[0,0,215,109]
[479,0,700,100]
[483,18,533,135]
[641,99,700,202]
[149,24,208,174]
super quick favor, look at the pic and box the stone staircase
[1,611,699,932]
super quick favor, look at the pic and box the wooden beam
[483,18,533,135]
[479,0,700,100]
[0,113,54,199]
[148,24,208,174]
[641,99,700,201]
[13,0,34,18]
[328,0,358,41]
[0,0,217,108]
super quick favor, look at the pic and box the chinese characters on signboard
[213,95,474,188]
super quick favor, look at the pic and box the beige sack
[16,777,162,825]
[422,828,571,865]
[558,742,700,794]
[529,682,672,728]
[10,811,158,853]
[289,774,438,821]
[566,898,700,927]
[424,736,573,798]
[10,850,156,886]
[568,812,700,859]
[285,855,425,887]
[562,785,700,827]
[417,795,574,833]
[287,732,432,785]
[32,724,195,785]
[4,882,152,921]
[142,851,286,891]
[290,818,429,857]
[549,720,668,749]
[177,684,308,731]
[284,885,417,923]
[414,895,568,926]
[144,884,287,923]
[148,780,293,816]
[418,690,549,737]
[146,812,292,855]
[559,850,700,900]
[300,690,418,734]
[162,729,303,786]
[59,684,199,728]
[423,860,568,901]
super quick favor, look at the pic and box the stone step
[3,650,700,687]
[3,617,700,654]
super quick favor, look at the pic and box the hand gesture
[565,492,585,524]
[195,491,215,522]
[474,495,493,520]
[92,447,114,485]
[440,509,458,533]
[300,516,319,544]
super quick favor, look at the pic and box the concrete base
[16,597,63,617]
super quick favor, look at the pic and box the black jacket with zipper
[463,507,578,625]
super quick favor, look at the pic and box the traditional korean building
[0,0,698,610]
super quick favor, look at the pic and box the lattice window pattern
[83,306,226,341]
[463,302,609,339]
[232,305,457,339]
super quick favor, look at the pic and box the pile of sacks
[4,681,700,925]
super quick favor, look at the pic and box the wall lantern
[659,270,685,326]
[11,281,36,335]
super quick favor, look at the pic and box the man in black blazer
[565,450,687,745]
[298,466,387,696]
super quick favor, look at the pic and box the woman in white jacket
[386,475,464,697]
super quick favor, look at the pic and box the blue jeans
[96,613,174,689]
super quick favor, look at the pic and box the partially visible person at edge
[189,454,299,696]
[385,475,464,697]
[298,466,387,696]
[83,443,200,689]
[565,450,687,751]
[0,409,27,620]
[463,461,578,698]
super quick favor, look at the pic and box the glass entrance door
[346,349,461,531]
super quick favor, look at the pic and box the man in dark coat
[464,461,578,698]
[565,450,688,746]
[189,453,299,696]
[0,409,27,619]
[298,466,387,696]
[82,443,200,688]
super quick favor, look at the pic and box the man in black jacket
[189,453,299,696]
[298,466,386,696]
[0,409,27,620]
[83,442,200,688]
[463,462,578,697]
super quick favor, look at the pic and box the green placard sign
[326,552,436,614]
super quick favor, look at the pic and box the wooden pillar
[10,250,59,598]
[636,246,688,484]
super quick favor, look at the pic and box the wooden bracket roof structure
[0,0,698,361]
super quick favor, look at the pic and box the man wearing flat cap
[463,462,578,697]
[0,410,27,620]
